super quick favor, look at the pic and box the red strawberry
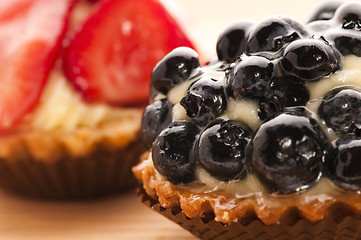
[0,0,74,132]
[63,0,195,106]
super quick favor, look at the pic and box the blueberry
[152,121,199,184]
[229,56,276,99]
[318,88,361,134]
[325,30,361,57]
[216,20,255,62]
[250,110,326,194]
[327,135,361,191]
[141,98,173,148]
[247,16,308,54]
[149,85,158,102]
[198,119,252,181]
[258,76,310,120]
[151,47,201,95]
[307,0,345,22]
[306,20,334,35]
[332,1,361,30]
[180,77,227,126]
[280,38,341,81]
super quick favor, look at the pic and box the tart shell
[138,186,361,240]
[0,111,146,199]
[134,154,361,239]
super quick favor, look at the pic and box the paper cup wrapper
[138,187,361,240]
[0,140,145,199]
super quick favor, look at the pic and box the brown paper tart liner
[0,139,145,199]
[138,187,361,240]
[0,110,146,199]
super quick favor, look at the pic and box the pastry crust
[0,106,145,199]
[0,107,142,162]
[133,154,361,225]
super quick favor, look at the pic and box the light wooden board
[0,189,197,240]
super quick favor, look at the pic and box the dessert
[134,1,361,239]
[0,0,195,199]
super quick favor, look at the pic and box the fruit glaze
[135,1,361,225]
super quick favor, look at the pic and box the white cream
[307,56,361,100]
[30,69,140,131]
[223,98,262,131]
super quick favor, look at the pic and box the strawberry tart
[0,0,195,199]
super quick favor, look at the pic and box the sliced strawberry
[63,0,195,105]
[0,0,74,132]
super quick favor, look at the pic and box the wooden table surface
[0,0,325,239]
[0,189,197,240]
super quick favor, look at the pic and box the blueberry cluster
[141,1,361,194]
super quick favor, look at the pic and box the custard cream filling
[29,69,141,132]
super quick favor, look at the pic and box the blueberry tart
[134,1,361,239]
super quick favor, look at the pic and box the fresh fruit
[250,110,326,194]
[180,77,227,126]
[306,20,334,35]
[258,76,310,120]
[280,38,341,81]
[318,88,361,134]
[63,0,195,105]
[198,119,252,181]
[327,135,361,191]
[0,0,74,132]
[246,16,308,54]
[141,98,173,148]
[152,121,199,184]
[319,1,361,56]
[332,1,361,29]
[307,0,345,22]
[216,20,255,62]
[325,30,361,57]
[151,47,201,95]
[229,56,276,99]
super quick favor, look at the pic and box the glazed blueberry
[280,38,341,81]
[318,88,361,134]
[229,56,276,99]
[332,1,361,30]
[216,20,255,62]
[306,20,334,35]
[250,110,326,194]
[198,119,252,181]
[180,77,227,126]
[247,16,308,54]
[152,121,199,184]
[141,98,173,148]
[258,76,310,120]
[149,85,158,102]
[151,47,201,94]
[307,0,345,22]
[327,135,361,191]
[325,30,361,57]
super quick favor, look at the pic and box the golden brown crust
[0,109,142,162]
[138,186,361,240]
[0,109,146,199]
[133,155,361,225]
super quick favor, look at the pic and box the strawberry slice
[63,0,195,105]
[0,0,74,132]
